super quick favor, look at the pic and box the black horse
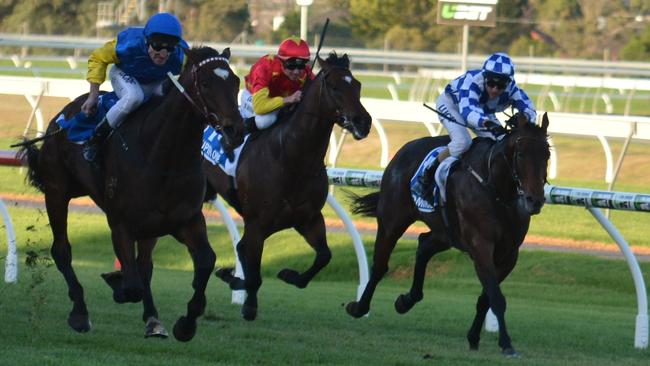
[345,113,550,356]
[207,52,372,321]
[19,47,243,341]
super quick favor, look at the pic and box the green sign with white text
[437,0,497,27]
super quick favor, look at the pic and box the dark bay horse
[19,47,243,341]
[345,113,550,356]
[207,52,372,321]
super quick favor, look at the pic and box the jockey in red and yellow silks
[239,37,315,132]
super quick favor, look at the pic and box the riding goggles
[484,71,510,90]
[149,41,177,53]
[283,58,308,70]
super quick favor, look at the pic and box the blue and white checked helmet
[482,52,515,80]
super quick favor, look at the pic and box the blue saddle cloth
[56,92,119,142]
[410,146,445,213]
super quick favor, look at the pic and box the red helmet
[277,37,310,60]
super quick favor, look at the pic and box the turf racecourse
[1,206,649,365]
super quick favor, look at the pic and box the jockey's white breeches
[435,93,493,157]
[106,66,164,128]
[239,88,279,129]
[435,93,472,158]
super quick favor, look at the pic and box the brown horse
[345,113,550,356]
[207,52,372,321]
[19,47,243,341]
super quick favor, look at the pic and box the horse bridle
[167,56,230,131]
[482,132,548,199]
[316,67,354,130]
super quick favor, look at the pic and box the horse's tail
[18,141,45,193]
[345,189,379,217]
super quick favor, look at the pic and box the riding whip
[10,128,63,148]
[311,18,330,69]
[422,102,468,128]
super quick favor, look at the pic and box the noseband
[167,56,231,131]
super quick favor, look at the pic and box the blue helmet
[144,13,182,39]
[482,52,515,81]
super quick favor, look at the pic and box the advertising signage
[437,0,498,27]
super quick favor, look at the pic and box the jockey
[80,12,188,162]
[413,52,537,201]
[239,36,315,133]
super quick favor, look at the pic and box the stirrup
[82,143,100,162]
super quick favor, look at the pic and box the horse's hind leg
[346,212,412,318]
[171,213,216,342]
[394,230,450,314]
[104,224,143,303]
[278,212,331,288]
[45,194,91,333]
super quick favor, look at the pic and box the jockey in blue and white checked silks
[412,52,537,205]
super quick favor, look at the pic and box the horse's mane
[323,51,350,69]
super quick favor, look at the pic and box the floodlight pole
[296,0,314,41]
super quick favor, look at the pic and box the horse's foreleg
[472,244,518,356]
[237,226,264,321]
[346,214,410,318]
[466,290,489,350]
[171,213,216,342]
[46,194,91,333]
[136,238,168,338]
[106,224,142,303]
[395,232,450,314]
[279,213,331,288]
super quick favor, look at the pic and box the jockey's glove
[485,120,507,137]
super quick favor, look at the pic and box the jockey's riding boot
[243,117,259,134]
[413,148,450,199]
[82,117,113,162]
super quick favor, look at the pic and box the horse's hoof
[123,286,144,303]
[345,301,367,318]
[394,294,415,314]
[277,268,306,288]
[68,312,92,333]
[172,316,196,342]
[144,316,169,339]
[101,271,122,290]
[502,347,520,358]
[215,267,234,282]
[215,267,245,290]
[241,304,257,321]
[468,344,479,351]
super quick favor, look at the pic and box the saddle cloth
[201,125,249,178]
[56,92,119,142]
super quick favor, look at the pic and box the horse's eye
[201,82,209,88]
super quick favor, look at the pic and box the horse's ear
[222,47,231,59]
[517,112,528,128]
[316,55,327,69]
[541,112,549,133]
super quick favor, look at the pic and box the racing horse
[345,113,550,356]
[19,46,243,341]
[207,52,372,320]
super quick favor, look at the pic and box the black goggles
[486,78,508,90]
[149,41,177,53]
[283,58,307,70]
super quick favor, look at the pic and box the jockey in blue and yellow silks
[80,12,189,162]
[239,36,315,133]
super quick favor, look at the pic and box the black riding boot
[412,148,450,200]
[243,117,259,134]
[82,118,113,162]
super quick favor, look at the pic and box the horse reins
[166,55,230,130]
